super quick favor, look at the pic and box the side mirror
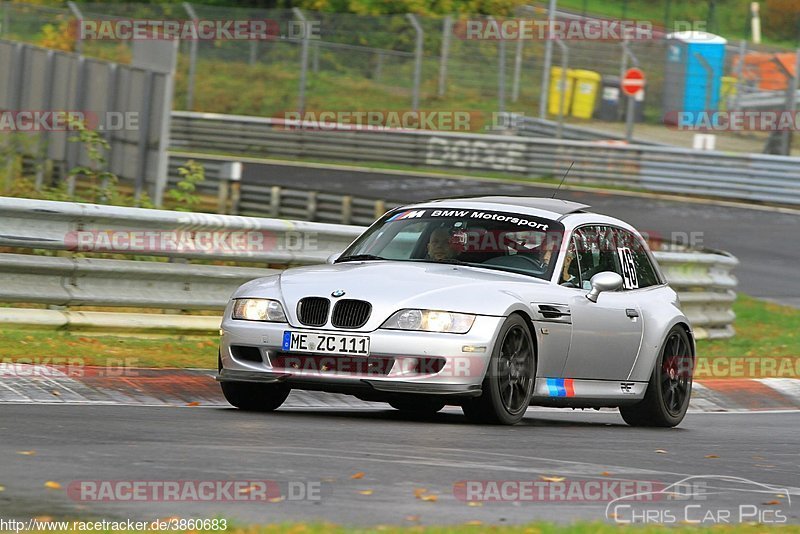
[586,271,623,303]
[326,252,341,264]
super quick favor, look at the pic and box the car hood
[233,260,550,330]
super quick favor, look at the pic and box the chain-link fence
[1,2,798,152]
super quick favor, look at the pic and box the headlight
[231,298,287,322]
[382,309,476,334]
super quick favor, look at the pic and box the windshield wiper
[335,254,386,263]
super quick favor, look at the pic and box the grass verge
[0,295,797,375]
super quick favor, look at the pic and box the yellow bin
[570,70,602,119]
[719,76,737,111]
[548,67,574,116]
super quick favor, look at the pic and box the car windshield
[337,207,565,280]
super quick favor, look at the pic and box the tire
[388,397,446,414]
[218,352,291,412]
[620,326,693,427]
[462,314,536,425]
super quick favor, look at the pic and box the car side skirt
[531,377,647,407]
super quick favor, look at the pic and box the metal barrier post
[182,2,198,110]
[782,49,800,155]
[732,40,746,112]
[406,14,423,111]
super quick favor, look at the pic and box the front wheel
[620,326,693,427]
[462,314,536,425]
[219,352,290,412]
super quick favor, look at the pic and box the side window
[572,226,623,290]
[559,236,580,287]
[613,228,661,289]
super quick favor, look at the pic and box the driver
[427,227,460,261]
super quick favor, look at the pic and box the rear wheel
[388,397,445,414]
[620,326,693,427]
[219,352,291,412]
[462,315,535,425]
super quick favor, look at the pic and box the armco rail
[169,111,800,206]
[0,197,737,338]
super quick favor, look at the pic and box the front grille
[331,299,372,329]
[297,297,330,327]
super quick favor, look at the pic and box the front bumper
[218,315,505,397]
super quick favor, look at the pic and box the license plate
[282,331,370,356]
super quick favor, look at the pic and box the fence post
[66,2,83,55]
[511,34,524,102]
[539,0,557,118]
[406,14,423,111]
[490,17,506,113]
[782,49,800,155]
[732,40,746,112]
[1,1,9,37]
[341,195,352,225]
[621,38,640,142]
[293,7,310,115]
[438,15,452,97]
[554,39,568,139]
[249,41,258,65]
[182,2,198,110]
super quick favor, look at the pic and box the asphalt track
[242,161,800,308]
[1,404,798,526]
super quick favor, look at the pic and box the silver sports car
[217,197,695,426]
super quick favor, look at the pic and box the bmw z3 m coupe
[217,197,695,426]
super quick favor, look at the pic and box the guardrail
[0,197,737,338]
[169,111,800,206]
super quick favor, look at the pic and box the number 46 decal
[617,247,639,289]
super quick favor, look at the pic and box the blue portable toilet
[663,31,727,124]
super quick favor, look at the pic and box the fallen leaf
[540,476,566,482]
[17,450,36,456]
[465,520,482,526]
[467,501,482,507]
[51,390,61,397]
[763,500,781,506]
[704,454,720,459]
[186,402,200,407]
[404,515,420,522]
[33,516,53,523]
[600,471,612,476]
[776,494,786,499]
[420,494,438,502]
[238,484,260,495]
[413,488,428,498]
[44,481,62,490]
[0,485,5,492]
[608,513,618,519]
[655,449,668,454]
[350,472,365,479]
[358,489,373,496]
[268,496,285,503]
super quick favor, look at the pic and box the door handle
[626,308,639,318]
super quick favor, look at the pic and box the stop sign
[622,68,645,96]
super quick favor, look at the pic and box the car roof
[409,196,591,219]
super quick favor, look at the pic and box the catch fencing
[0,196,737,338]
